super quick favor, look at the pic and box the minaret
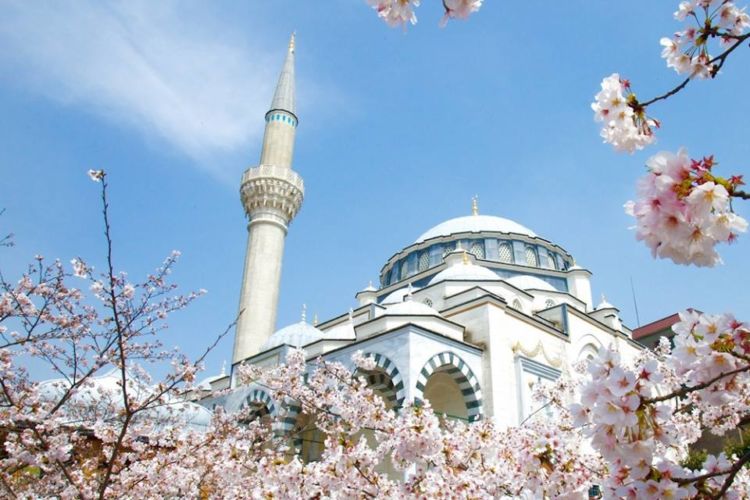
[233,34,304,364]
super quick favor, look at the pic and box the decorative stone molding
[240,164,304,224]
[511,340,563,368]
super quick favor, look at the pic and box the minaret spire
[233,35,305,368]
[269,32,296,116]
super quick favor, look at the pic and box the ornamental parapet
[240,165,305,224]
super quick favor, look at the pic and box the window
[512,299,523,310]
[525,246,538,267]
[423,298,433,307]
[400,260,409,280]
[442,242,456,258]
[498,242,513,263]
[544,299,556,308]
[547,252,558,270]
[418,251,429,272]
[469,240,485,260]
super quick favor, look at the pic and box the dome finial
[472,195,479,216]
[220,360,226,376]
[313,312,318,326]
[301,303,307,322]
[462,250,470,265]
[289,31,296,54]
[348,307,354,321]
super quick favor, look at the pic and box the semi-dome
[386,299,440,316]
[382,286,420,304]
[505,275,556,292]
[324,319,356,340]
[429,261,498,285]
[415,215,536,244]
[261,321,324,351]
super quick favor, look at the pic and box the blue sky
[1,1,748,378]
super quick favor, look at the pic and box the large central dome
[415,215,536,244]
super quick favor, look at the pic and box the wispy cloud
[0,1,282,174]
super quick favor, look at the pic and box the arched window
[547,252,558,270]
[525,246,538,267]
[442,242,456,258]
[469,240,485,260]
[418,251,429,272]
[512,299,523,311]
[400,260,409,280]
[498,242,513,263]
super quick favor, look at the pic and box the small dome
[415,215,536,244]
[429,261,497,285]
[382,286,420,304]
[505,275,556,292]
[595,295,616,311]
[261,321,324,351]
[386,299,440,316]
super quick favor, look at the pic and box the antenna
[629,276,641,327]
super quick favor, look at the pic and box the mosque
[197,35,643,454]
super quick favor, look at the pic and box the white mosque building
[198,35,643,453]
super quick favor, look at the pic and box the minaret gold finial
[472,195,479,216]
[301,303,307,322]
[348,307,354,321]
[220,360,226,377]
[462,250,470,265]
[313,313,319,326]
[289,32,296,54]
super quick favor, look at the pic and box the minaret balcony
[240,164,304,225]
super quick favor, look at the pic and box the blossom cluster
[367,0,482,28]
[625,148,747,266]
[591,74,659,153]
[571,310,750,498]
[661,1,750,78]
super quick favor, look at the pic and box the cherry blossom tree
[0,172,602,498]
[0,171,231,498]
[366,1,750,497]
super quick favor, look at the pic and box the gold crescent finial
[289,32,296,53]
[462,250,470,265]
[472,195,479,216]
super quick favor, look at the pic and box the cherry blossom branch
[732,189,750,200]
[0,209,12,248]
[713,449,750,499]
[641,33,750,108]
[644,364,750,405]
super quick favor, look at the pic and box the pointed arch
[239,388,277,424]
[414,351,483,422]
[356,352,406,409]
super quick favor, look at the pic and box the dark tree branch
[640,33,750,108]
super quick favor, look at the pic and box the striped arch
[240,388,276,421]
[356,352,406,409]
[415,351,483,422]
[278,400,302,435]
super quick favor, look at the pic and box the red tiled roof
[632,313,681,340]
